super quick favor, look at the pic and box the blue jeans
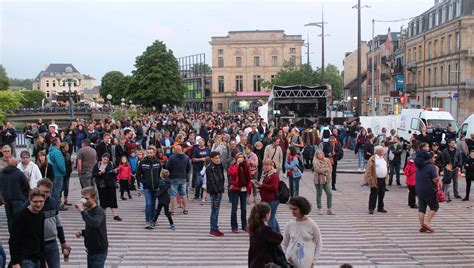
[194,171,203,199]
[169,179,187,197]
[209,193,222,232]
[341,135,347,147]
[144,189,158,222]
[0,241,5,268]
[45,240,60,268]
[357,150,367,170]
[52,176,64,205]
[20,259,41,268]
[268,200,280,233]
[87,251,107,268]
[389,161,401,185]
[349,136,356,150]
[230,191,247,230]
[289,176,301,197]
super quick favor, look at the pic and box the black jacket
[93,162,117,188]
[388,143,403,163]
[39,163,55,182]
[166,153,191,180]
[0,166,30,201]
[157,178,171,204]
[137,157,161,190]
[80,206,108,255]
[96,142,112,161]
[442,147,462,168]
[464,157,474,180]
[322,143,344,162]
[206,163,225,194]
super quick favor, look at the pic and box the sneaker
[232,229,239,234]
[410,205,419,209]
[462,198,469,201]
[454,195,462,199]
[128,195,132,199]
[447,199,452,203]
[59,205,68,211]
[170,224,176,230]
[145,221,150,229]
[209,230,223,237]
[377,209,387,213]
[217,230,224,236]
[369,210,374,214]
[120,196,126,201]
[113,216,123,221]
[316,209,322,215]
[327,209,335,215]
[149,222,156,229]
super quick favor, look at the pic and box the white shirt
[17,161,43,189]
[375,155,388,178]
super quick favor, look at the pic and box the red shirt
[116,164,132,182]
[404,160,416,186]
[259,169,279,202]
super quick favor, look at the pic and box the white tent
[258,103,268,123]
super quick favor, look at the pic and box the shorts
[169,179,187,197]
[418,196,439,214]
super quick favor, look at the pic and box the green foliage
[0,65,10,91]
[0,90,23,124]
[262,62,343,100]
[20,90,47,108]
[129,40,186,108]
[9,78,33,90]
[100,71,130,104]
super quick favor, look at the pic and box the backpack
[277,181,290,204]
[363,144,372,160]
[297,156,305,174]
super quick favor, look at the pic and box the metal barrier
[14,131,27,148]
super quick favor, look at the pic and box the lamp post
[106,94,112,109]
[305,8,327,84]
[353,1,370,116]
[56,66,82,122]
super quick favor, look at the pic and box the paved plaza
[1,152,474,267]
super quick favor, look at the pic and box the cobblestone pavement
[1,170,473,267]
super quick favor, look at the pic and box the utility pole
[321,6,325,84]
[305,32,310,66]
[357,0,362,116]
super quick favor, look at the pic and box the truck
[458,114,474,140]
[397,108,457,143]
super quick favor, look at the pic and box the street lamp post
[106,94,112,110]
[305,7,327,84]
[56,66,82,122]
[353,1,370,116]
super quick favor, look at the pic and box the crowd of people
[0,110,473,267]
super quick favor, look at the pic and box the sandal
[183,210,189,214]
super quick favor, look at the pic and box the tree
[0,91,23,124]
[9,78,33,90]
[100,71,129,104]
[0,65,10,90]
[128,40,186,108]
[190,63,211,75]
[262,62,343,100]
[20,90,47,108]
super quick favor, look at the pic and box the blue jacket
[48,146,66,177]
[129,156,138,174]
[166,153,191,180]
[285,155,303,178]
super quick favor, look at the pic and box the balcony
[393,65,403,74]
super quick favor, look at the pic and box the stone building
[209,30,303,112]
[404,0,474,122]
[32,63,85,100]
[343,42,368,114]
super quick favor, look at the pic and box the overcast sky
[1,0,434,81]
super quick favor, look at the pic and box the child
[129,150,139,191]
[443,163,455,202]
[403,157,417,208]
[463,150,474,201]
[136,150,145,193]
[151,169,175,230]
[117,156,132,200]
[199,157,210,205]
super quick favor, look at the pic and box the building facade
[404,0,474,122]
[177,54,212,111]
[32,63,85,100]
[209,30,304,112]
[343,41,368,114]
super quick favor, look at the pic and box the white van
[458,114,474,140]
[397,108,457,143]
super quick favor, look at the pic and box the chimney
[434,0,439,5]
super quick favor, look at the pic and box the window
[440,37,445,55]
[218,49,224,55]
[447,64,451,85]
[254,56,260,67]
[434,39,438,57]
[218,76,224,92]
[455,63,460,83]
[448,34,452,53]
[217,103,223,111]
[438,9,442,25]
[413,49,416,63]
[408,49,411,63]
[429,14,433,29]
[46,80,49,87]
[236,57,242,67]
[434,67,437,86]
[46,91,50,98]
[418,46,422,61]
[271,75,275,82]
[218,57,224,68]
[52,81,56,87]
[441,6,446,23]
[235,75,243,92]
[455,0,461,17]
[440,65,444,85]
[435,11,439,27]
[253,75,261,92]
[428,68,431,86]
[427,41,432,58]
[290,48,296,54]
[272,56,278,67]
[290,56,296,65]
[455,32,460,51]
[449,3,454,20]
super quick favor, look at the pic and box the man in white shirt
[365,146,388,214]
[16,150,42,189]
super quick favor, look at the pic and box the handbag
[259,227,289,268]
[436,182,446,203]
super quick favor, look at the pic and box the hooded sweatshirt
[0,166,30,201]
[166,153,191,180]
[415,151,438,199]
